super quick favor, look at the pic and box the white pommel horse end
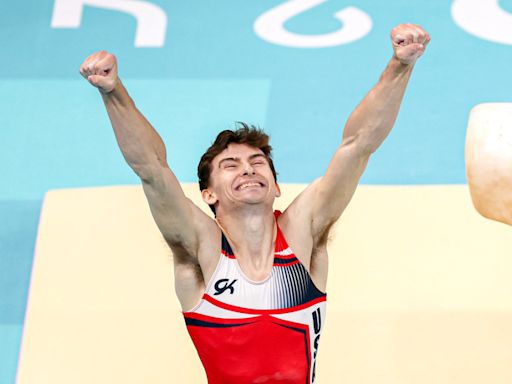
[466,103,512,226]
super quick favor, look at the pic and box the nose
[242,162,256,175]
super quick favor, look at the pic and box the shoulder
[170,203,221,270]
[277,185,317,269]
[277,177,322,239]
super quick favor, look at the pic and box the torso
[182,211,327,384]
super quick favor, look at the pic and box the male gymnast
[80,23,430,384]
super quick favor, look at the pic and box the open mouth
[236,181,264,191]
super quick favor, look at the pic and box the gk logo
[214,278,237,296]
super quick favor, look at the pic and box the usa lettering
[311,307,321,382]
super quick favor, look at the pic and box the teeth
[240,182,260,190]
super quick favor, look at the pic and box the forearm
[101,81,168,179]
[342,56,414,154]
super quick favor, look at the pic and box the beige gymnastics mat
[17,184,512,383]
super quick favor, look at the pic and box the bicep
[291,139,370,239]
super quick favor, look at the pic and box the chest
[206,249,321,310]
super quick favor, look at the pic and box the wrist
[391,55,414,71]
[378,56,414,86]
[101,79,132,107]
[99,77,121,96]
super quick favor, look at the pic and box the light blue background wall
[2,0,512,382]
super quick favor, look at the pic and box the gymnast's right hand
[79,51,119,93]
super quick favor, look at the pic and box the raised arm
[79,51,211,262]
[288,24,430,241]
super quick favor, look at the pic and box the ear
[202,188,218,206]
[275,183,281,198]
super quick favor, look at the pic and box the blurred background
[2,0,512,383]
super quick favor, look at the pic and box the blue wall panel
[2,0,512,381]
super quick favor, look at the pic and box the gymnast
[79,23,430,383]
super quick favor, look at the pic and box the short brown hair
[198,122,277,213]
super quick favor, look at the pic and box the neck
[216,205,276,266]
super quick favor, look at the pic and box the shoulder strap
[221,232,235,258]
[273,210,290,253]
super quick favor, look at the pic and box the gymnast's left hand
[391,24,430,65]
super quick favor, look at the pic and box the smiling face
[201,143,281,215]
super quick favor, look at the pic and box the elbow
[341,132,376,157]
[130,155,168,183]
[131,162,158,183]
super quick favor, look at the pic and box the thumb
[88,75,114,92]
[395,43,425,64]
[402,42,425,54]
[88,75,105,86]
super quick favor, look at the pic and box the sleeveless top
[183,211,327,384]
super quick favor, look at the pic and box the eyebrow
[218,154,267,168]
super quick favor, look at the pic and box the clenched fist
[391,24,430,65]
[79,51,119,93]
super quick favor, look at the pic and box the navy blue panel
[304,279,327,303]
[221,232,235,257]
[273,257,299,264]
[185,317,255,328]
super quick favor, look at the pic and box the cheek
[266,169,277,184]
[214,173,235,192]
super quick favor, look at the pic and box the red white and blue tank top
[183,211,327,384]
